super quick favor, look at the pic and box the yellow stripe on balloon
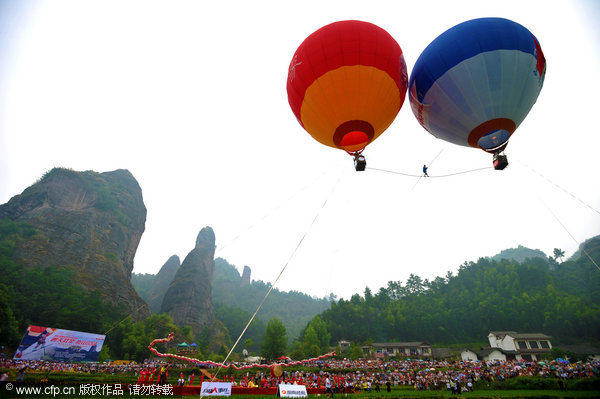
[300,65,401,150]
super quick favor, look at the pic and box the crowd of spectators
[0,358,185,375]
[1,355,598,392]
[230,358,599,392]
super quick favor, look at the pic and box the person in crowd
[325,374,334,398]
[16,366,26,382]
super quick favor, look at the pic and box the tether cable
[539,198,600,272]
[516,159,600,216]
[515,158,599,272]
[203,171,345,396]
[216,167,333,254]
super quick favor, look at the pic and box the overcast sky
[1,0,599,300]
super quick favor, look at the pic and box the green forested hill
[313,238,600,347]
[0,219,125,348]
[131,258,331,352]
[130,273,155,301]
[212,258,331,344]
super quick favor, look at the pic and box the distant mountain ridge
[212,258,331,341]
[490,245,547,263]
[131,257,331,344]
[147,255,180,313]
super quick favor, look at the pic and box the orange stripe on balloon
[287,20,406,125]
[300,65,401,150]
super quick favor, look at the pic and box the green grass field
[2,384,599,399]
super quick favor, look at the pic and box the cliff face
[241,265,251,286]
[0,167,150,319]
[160,227,215,335]
[147,255,180,313]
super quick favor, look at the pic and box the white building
[362,342,432,358]
[460,349,478,362]
[337,340,351,351]
[477,348,507,361]
[487,331,552,361]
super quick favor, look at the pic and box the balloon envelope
[409,17,546,153]
[287,20,408,154]
[270,364,283,377]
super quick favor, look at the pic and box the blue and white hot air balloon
[409,17,546,169]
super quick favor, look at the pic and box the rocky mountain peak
[147,255,181,313]
[160,226,216,335]
[241,265,251,286]
[0,167,150,320]
[196,226,215,251]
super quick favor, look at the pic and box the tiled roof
[478,347,517,356]
[371,342,431,348]
[518,348,551,354]
[432,348,456,358]
[511,333,552,339]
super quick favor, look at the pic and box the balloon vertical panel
[287,20,408,154]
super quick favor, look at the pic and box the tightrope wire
[368,166,492,178]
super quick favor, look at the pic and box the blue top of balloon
[410,18,543,103]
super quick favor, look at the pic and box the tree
[302,326,321,357]
[181,326,195,345]
[386,281,404,300]
[553,248,565,262]
[349,343,364,360]
[261,318,287,360]
[98,344,111,363]
[327,293,338,304]
[307,315,331,353]
[0,283,20,347]
[288,340,307,361]
[406,274,425,295]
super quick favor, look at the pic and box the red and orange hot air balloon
[287,20,408,170]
